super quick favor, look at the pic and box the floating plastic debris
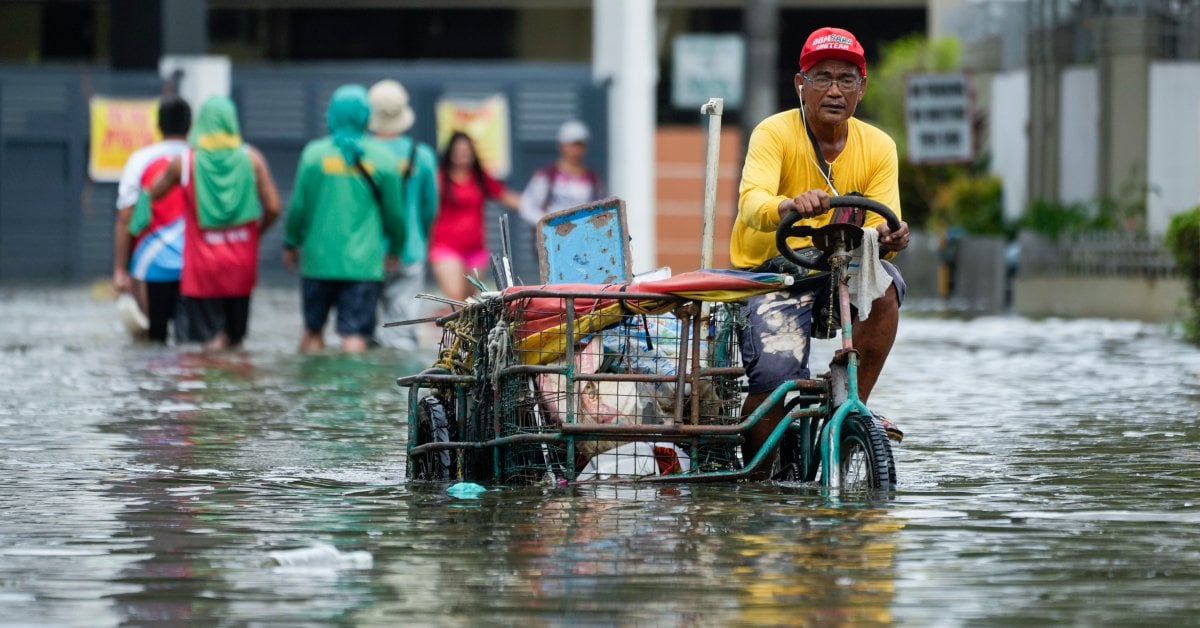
[267,543,373,570]
[446,482,486,499]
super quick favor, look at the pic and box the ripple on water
[3,289,1200,624]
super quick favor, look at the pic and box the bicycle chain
[825,268,837,335]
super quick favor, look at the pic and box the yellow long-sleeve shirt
[732,109,901,269]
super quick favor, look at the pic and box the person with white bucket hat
[368,79,439,351]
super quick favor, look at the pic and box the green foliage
[860,34,962,159]
[896,159,942,230]
[1020,200,1095,239]
[858,34,968,231]
[1164,206,1200,342]
[1164,206,1200,277]
[1021,167,1150,239]
[1094,164,1148,233]
[931,174,1008,236]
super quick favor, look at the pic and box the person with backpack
[517,119,604,226]
[283,84,406,354]
[367,79,439,351]
[112,96,192,343]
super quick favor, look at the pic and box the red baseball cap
[799,27,867,78]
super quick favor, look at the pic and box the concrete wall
[951,235,1007,312]
[988,61,1200,237]
[653,125,741,274]
[1014,276,1186,322]
[1147,61,1200,235]
[897,231,943,303]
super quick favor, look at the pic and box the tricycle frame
[400,268,894,490]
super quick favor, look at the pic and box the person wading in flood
[150,96,282,351]
[731,26,912,476]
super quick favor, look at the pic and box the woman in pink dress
[427,131,521,303]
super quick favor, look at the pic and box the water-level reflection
[358,483,903,626]
[2,286,1200,625]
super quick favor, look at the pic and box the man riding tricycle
[400,25,910,491]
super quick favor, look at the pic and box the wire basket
[494,289,747,482]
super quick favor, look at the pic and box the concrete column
[110,0,161,68]
[742,0,779,143]
[110,0,205,69]
[162,0,207,56]
[594,0,658,274]
[1095,16,1154,201]
[927,0,964,40]
[1025,25,1071,207]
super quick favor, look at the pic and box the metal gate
[0,61,607,285]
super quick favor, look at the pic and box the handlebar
[775,196,902,270]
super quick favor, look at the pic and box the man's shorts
[302,278,381,337]
[181,295,250,347]
[738,261,906,394]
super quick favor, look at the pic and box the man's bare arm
[249,146,282,233]
[148,156,182,201]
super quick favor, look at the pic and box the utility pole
[594,0,658,275]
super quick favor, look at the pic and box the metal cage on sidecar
[399,270,813,484]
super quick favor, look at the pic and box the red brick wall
[654,125,744,273]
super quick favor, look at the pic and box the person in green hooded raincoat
[150,95,282,351]
[284,84,406,354]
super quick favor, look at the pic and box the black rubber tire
[412,395,455,481]
[772,428,803,482]
[773,416,821,482]
[837,413,896,490]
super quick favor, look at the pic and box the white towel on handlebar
[847,228,893,320]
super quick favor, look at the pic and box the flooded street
[3,284,1200,626]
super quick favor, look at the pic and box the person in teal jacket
[367,79,439,351]
[284,84,406,354]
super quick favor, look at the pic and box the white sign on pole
[671,34,744,110]
[159,55,231,110]
[905,72,973,164]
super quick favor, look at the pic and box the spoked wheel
[837,413,896,491]
[773,415,821,483]
[412,395,456,481]
[772,431,804,482]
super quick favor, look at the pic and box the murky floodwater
[2,284,1200,626]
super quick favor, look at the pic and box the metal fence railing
[949,0,1200,70]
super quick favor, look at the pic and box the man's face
[794,59,865,127]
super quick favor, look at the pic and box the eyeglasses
[801,72,862,92]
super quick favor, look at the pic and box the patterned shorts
[738,261,905,394]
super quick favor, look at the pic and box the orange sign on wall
[89,97,161,182]
[435,94,512,179]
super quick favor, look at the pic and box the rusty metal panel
[536,197,631,284]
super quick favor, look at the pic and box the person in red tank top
[428,131,521,304]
